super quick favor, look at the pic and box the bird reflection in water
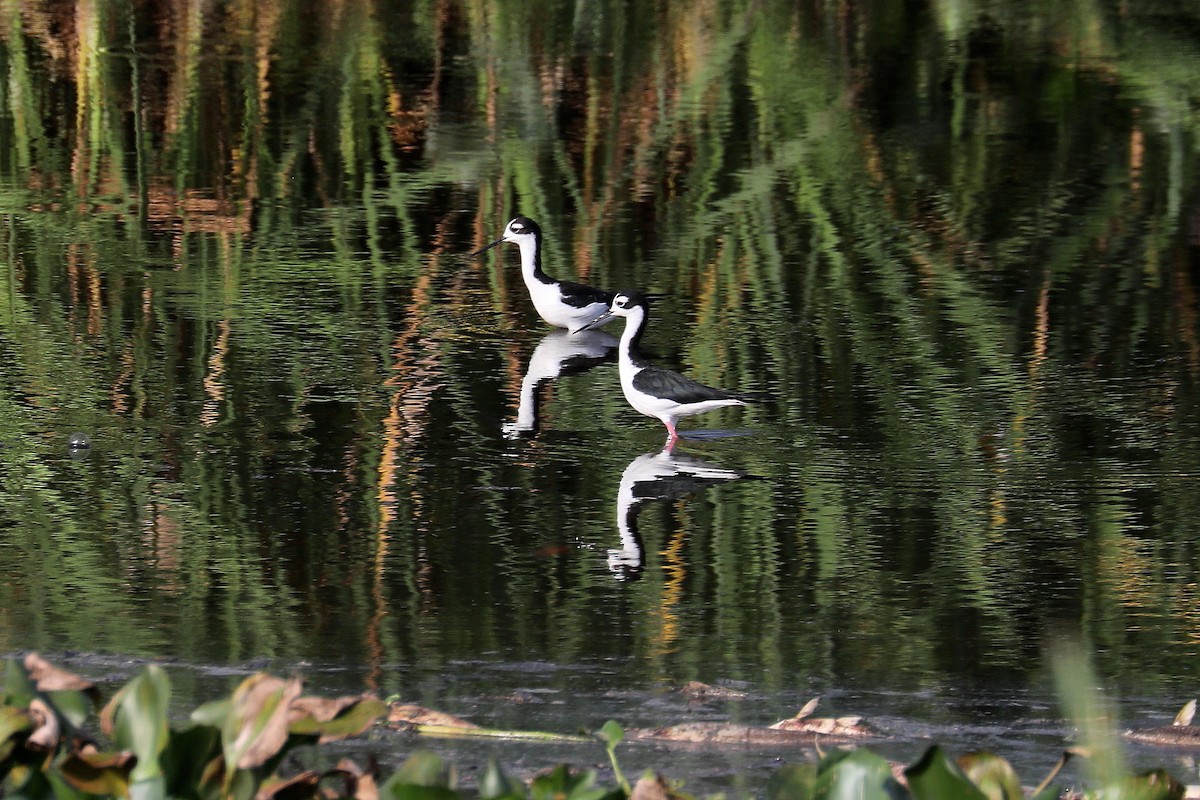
[610,446,756,581]
[503,329,618,438]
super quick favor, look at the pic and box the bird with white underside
[580,291,760,445]
[471,216,617,334]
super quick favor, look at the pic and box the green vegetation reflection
[0,0,1198,702]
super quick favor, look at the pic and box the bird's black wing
[557,279,616,309]
[632,366,751,405]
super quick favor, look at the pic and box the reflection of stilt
[610,446,755,581]
[503,329,617,438]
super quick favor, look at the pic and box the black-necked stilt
[581,292,759,444]
[472,216,617,333]
[610,446,755,580]
[503,329,618,438]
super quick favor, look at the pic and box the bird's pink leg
[664,420,679,447]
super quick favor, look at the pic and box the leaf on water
[224,673,304,770]
[955,751,1022,800]
[23,654,98,701]
[387,704,480,729]
[27,697,61,751]
[289,694,385,742]
[1173,700,1196,727]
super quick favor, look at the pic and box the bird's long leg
[664,420,679,447]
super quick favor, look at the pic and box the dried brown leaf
[331,758,379,800]
[230,674,304,769]
[386,704,479,729]
[254,769,320,800]
[23,653,98,699]
[27,697,61,751]
[630,773,679,800]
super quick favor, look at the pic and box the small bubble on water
[67,432,92,450]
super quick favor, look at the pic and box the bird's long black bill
[578,310,615,331]
[470,238,505,257]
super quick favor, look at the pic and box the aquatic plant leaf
[100,664,171,783]
[379,754,459,800]
[257,769,321,800]
[223,674,303,770]
[46,691,92,730]
[1098,770,1185,800]
[129,776,167,800]
[596,720,625,748]
[813,749,903,800]
[479,760,525,800]
[766,764,817,800]
[4,658,36,707]
[58,746,135,797]
[288,694,386,742]
[379,785,460,800]
[955,752,1021,800]
[905,745,988,800]
[389,752,451,788]
[160,722,222,795]
[529,765,614,800]
[0,705,34,745]
[329,757,381,800]
[191,698,232,728]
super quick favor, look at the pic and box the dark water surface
[3,0,1200,793]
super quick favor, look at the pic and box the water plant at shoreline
[0,654,1191,800]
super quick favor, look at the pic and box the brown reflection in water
[200,319,231,428]
[368,239,451,686]
[653,515,688,662]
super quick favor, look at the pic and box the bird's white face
[503,218,538,244]
[608,293,639,317]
